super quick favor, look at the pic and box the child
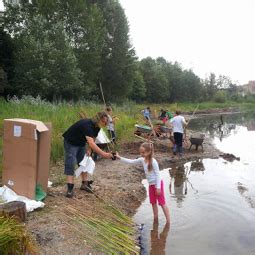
[142,107,151,121]
[116,143,170,224]
[105,106,117,143]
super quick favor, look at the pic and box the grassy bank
[0,97,255,175]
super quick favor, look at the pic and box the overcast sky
[119,0,255,84]
[1,0,254,84]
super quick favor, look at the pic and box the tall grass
[0,216,38,254]
[0,96,254,176]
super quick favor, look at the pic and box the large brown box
[2,119,52,200]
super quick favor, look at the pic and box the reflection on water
[189,111,255,141]
[237,182,255,209]
[150,222,170,255]
[169,165,187,207]
[135,112,255,255]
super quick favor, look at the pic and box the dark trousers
[173,132,183,154]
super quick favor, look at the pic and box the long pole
[99,82,107,107]
[99,82,115,151]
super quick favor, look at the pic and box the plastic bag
[95,129,110,144]
[0,185,45,212]
[75,155,95,177]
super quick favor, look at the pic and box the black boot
[80,180,94,193]
[66,183,74,198]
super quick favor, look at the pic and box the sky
[1,0,254,84]
[119,0,255,84]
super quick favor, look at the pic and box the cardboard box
[2,119,52,200]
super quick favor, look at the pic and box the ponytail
[141,142,154,171]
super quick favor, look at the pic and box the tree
[204,73,218,99]
[0,27,15,97]
[98,0,137,102]
[140,57,169,103]
[130,66,146,102]
[10,15,82,100]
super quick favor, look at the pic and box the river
[134,111,255,255]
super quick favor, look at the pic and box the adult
[170,110,187,156]
[63,112,113,198]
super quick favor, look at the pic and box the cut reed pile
[57,197,140,255]
[0,216,38,255]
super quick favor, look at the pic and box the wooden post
[0,201,27,222]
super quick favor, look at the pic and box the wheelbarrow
[160,126,172,133]
[189,134,205,151]
[135,124,153,134]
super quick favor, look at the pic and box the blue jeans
[64,139,85,176]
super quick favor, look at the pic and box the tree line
[0,0,239,103]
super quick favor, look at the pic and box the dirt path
[27,135,221,254]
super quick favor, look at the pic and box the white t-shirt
[170,115,186,134]
[107,114,114,131]
[120,157,161,188]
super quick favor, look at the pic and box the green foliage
[0,216,38,254]
[3,0,136,102]
[99,0,137,102]
[13,16,82,100]
[0,27,15,96]
[139,57,203,103]
[2,1,242,103]
[214,90,226,103]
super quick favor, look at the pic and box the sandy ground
[26,130,222,254]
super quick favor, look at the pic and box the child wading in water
[116,143,170,224]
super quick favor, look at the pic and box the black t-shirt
[63,119,100,147]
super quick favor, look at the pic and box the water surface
[134,112,255,255]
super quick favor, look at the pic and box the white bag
[0,185,45,212]
[75,155,95,177]
[95,129,110,144]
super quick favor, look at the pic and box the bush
[214,91,226,103]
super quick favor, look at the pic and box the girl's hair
[105,106,112,112]
[141,142,154,171]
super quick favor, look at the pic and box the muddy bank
[26,132,223,254]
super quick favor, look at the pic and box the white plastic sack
[48,180,53,187]
[75,155,95,177]
[0,185,45,212]
[95,129,110,144]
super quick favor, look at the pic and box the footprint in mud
[237,182,255,208]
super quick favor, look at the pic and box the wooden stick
[99,82,106,107]
[99,82,116,151]
[147,117,157,137]
[134,134,154,144]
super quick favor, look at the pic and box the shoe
[66,190,74,198]
[80,181,93,193]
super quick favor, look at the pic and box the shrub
[214,91,226,103]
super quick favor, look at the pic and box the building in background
[240,81,255,96]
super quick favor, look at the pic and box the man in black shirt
[63,112,113,198]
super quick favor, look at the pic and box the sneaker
[66,190,74,198]
[80,181,93,193]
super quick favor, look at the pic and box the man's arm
[182,117,188,126]
[86,136,113,159]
